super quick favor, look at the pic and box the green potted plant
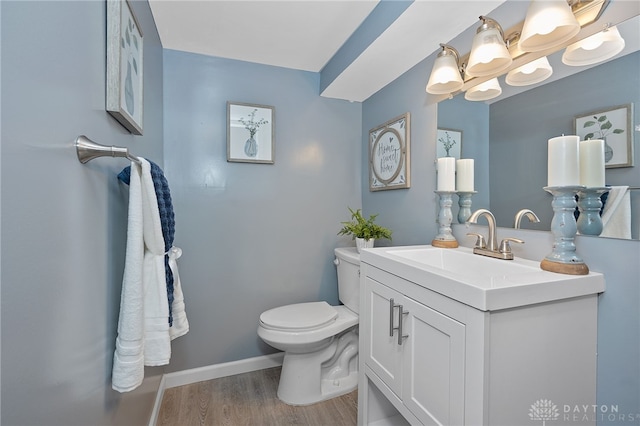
[338,207,392,253]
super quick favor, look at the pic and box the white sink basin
[385,247,539,279]
[360,245,605,311]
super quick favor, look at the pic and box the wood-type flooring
[156,367,358,426]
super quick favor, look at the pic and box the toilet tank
[334,247,361,314]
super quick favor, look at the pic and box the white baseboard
[148,352,284,426]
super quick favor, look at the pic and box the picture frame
[106,0,144,135]
[436,128,462,160]
[227,102,275,164]
[574,104,634,168]
[369,113,410,191]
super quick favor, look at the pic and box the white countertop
[360,245,605,311]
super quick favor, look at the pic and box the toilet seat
[260,301,338,332]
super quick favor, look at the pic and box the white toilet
[257,247,360,405]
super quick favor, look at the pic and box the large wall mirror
[437,3,639,240]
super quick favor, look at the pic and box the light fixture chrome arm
[75,135,141,165]
[478,16,506,40]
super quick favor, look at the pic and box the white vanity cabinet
[358,246,605,426]
[364,277,466,425]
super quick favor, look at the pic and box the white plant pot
[356,238,375,253]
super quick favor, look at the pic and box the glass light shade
[466,26,513,77]
[519,0,580,52]
[464,78,502,101]
[506,56,553,86]
[426,50,464,94]
[562,26,625,66]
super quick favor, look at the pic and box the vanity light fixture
[562,24,625,66]
[465,16,513,78]
[426,44,464,95]
[519,0,581,52]
[425,0,610,99]
[464,78,502,101]
[505,56,553,86]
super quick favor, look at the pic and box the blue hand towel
[119,161,176,325]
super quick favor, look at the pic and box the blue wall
[1,1,165,424]
[361,56,440,246]
[162,50,362,372]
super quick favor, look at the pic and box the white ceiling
[149,0,507,102]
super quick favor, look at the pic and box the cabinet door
[363,278,404,397]
[402,296,466,426]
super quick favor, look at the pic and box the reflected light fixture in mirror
[506,56,553,86]
[464,78,502,101]
[466,16,513,77]
[562,25,626,66]
[426,44,464,95]
[519,0,581,52]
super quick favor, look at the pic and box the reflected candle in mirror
[548,135,580,186]
[437,157,456,191]
[456,159,474,191]
[579,139,605,187]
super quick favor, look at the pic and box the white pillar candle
[437,157,456,191]
[548,135,580,187]
[579,139,605,188]
[456,159,474,192]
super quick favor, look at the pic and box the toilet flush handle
[333,258,340,266]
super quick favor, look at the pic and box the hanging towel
[139,158,172,366]
[601,186,631,239]
[119,160,176,325]
[112,161,145,393]
[168,246,189,340]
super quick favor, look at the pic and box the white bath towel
[113,159,174,392]
[168,246,189,340]
[601,186,631,239]
[112,161,145,393]
[140,159,172,366]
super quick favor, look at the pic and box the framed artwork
[575,104,634,168]
[436,128,462,160]
[227,102,275,164]
[369,113,410,191]
[106,0,144,135]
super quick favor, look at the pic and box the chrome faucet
[468,209,498,251]
[514,209,540,229]
[467,208,523,260]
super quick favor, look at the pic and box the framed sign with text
[369,113,410,191]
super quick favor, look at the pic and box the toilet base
[276,326,358,406]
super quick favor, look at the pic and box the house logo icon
[529,399,560,425]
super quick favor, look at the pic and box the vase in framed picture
[244,136,258,157]
[603,138,614,163]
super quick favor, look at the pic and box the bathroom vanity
[357,245,605,426]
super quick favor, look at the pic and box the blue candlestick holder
[456,191,477,223]
[577,187,609,236]
[540,186,589,275]
[432,191,458,248]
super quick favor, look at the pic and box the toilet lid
[260,301,338,331]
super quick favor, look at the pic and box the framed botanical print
[436,128,462,160]
[106,0,144,135]
[575,104,634,168]
[227,102,275,164]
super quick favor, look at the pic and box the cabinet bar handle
[397,305,409,345]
